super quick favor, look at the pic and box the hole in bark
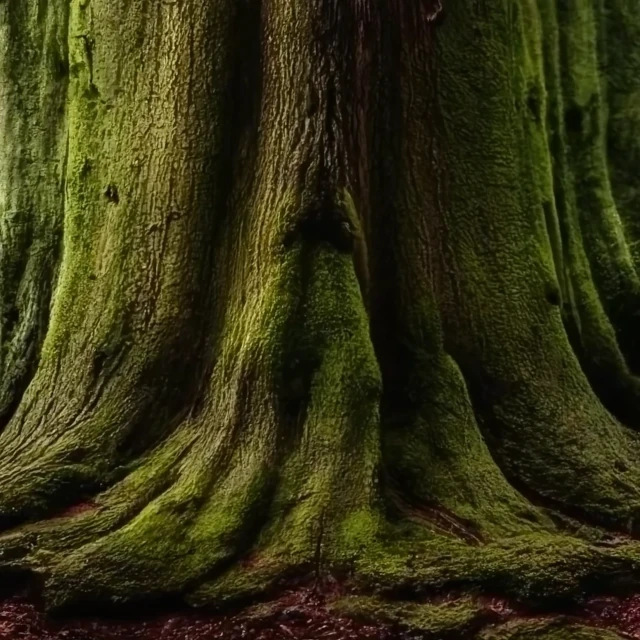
[545,284,561,306]
[104,184,119,204]
[565,106,583,134]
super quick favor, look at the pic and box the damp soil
[0,589,405,640]
[2,589,640,640]
[584,594,640,638]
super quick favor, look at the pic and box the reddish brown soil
[54,502,98,519]
[3,590,640,640]
[584,595,640,638]
[0,591,404,640]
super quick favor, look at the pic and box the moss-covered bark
[0,0,639,638]
[0,0,67,427]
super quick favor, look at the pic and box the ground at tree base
[3,586,640,640]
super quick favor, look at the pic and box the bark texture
[0,0,640,637]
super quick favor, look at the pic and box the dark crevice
[545,284,561,306]
[194,0,264,385]
[2,305,20,336]
[103,184,119,204]
[296,204,358,254]
[91,349,108,378]
[564,105,583,134]
[527,85,542,123]
[0,389,25,432]
[541,198,566,304]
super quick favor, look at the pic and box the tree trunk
[1,0,640,637]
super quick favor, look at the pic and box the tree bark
[0,0,639,637]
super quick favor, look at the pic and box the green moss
[553,0,640,388]
[354,533,640,605]
[0,0,239,525]
[422,0,640,531]
[603,0,640,296]
[187,559,303,608]
[2,0,640,631]
[0,0,68,421]
[330,595,484,638]
[479,619,622,639]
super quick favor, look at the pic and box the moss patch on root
[329,595,490,638]
[479,619,623,639]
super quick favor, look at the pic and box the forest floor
[1,589,640,640]
[0,589,397,640]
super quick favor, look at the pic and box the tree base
[3,505,640,640]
